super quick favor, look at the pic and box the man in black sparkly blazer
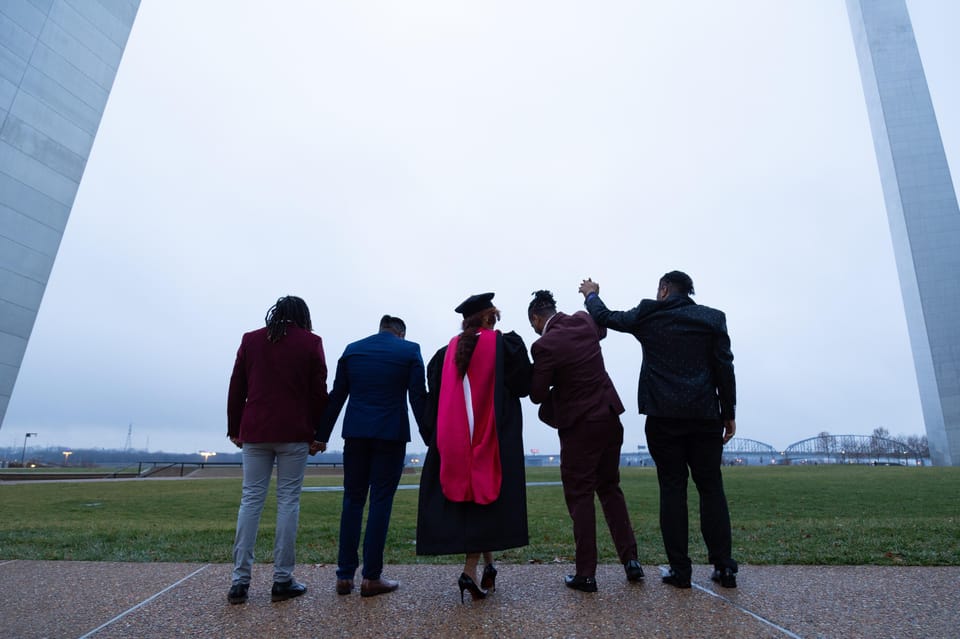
[578,271,738,589]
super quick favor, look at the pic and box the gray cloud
[4,1,957,457]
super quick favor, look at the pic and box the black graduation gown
[415,330,532,555]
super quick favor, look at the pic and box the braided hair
[265,296,312,343]
[454,307,501,377]
[528,289,557,320]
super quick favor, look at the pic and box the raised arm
[578,278,648,334]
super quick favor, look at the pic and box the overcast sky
[3,1,959,458]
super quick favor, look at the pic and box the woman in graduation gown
[416,292,532,602]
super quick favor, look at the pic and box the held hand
[309,440,327,455]
[722,420,736,445]
[578,278,600,298]
[229,435,242,449]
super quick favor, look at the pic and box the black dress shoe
[336,578,354,595]
[227,583,248,604]
[661,569,691,589]
[711,567,737,588]
[360,577,400,597]
[564,575,598,593]
[624,559,645,582]
[271,579,307,602]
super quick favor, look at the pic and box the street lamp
[199,451,216,463]
[62,451,72,466]
[20,433,37,466]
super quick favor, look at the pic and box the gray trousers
[231,441,309,585]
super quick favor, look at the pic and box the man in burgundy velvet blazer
[528,290,643,593]
[227,325,329,445]
[226,296,328,605]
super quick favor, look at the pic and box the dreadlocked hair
[265,296,312,343]
[454,306,500,377]
[528,289,557,319]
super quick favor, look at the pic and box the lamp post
[20,433,37,466]
[62,451,72,466]
[199,451,216,464]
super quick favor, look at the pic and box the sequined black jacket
[585,294,735,421]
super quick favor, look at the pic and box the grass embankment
[1,466,957,565]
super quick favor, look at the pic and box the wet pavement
[1,560,957,638]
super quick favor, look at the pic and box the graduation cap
[455,292,495,317]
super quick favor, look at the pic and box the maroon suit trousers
[559,415,638,576]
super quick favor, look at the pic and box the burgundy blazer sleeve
[529,339,553,406]
[226,341,247,438]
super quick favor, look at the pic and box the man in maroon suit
[226,296,328,605]
[528,290,643,593]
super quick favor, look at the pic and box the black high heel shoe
[481,563,498,591]
[458,573,487,603]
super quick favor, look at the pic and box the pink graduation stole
[436,328,502,505]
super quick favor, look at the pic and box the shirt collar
[542,312,559,334]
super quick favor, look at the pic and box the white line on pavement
[76,564,211,639]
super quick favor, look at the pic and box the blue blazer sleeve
[316,356,349,442]
[407,344,428,432]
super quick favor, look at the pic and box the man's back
[530,311,624,430]
[323,331,427,442]
[586,295,735,420]
[228,325,328,443]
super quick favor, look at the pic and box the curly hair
[265,296,312,343]
[454,306,500,377]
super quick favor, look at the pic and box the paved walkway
[1,560,957,638]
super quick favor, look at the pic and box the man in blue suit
[317,315,427,597]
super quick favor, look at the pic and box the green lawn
[1,466,957,566]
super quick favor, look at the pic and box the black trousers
[645,416,737,577]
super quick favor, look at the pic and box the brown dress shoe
[360,577,399,597]
[336,579,354,595]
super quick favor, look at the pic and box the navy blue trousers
[337,437,406,580]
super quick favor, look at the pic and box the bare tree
[905,434,930,458]
[817,431,832,455]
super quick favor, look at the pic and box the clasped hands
[578,278,600,298]
[230,435,326,455]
